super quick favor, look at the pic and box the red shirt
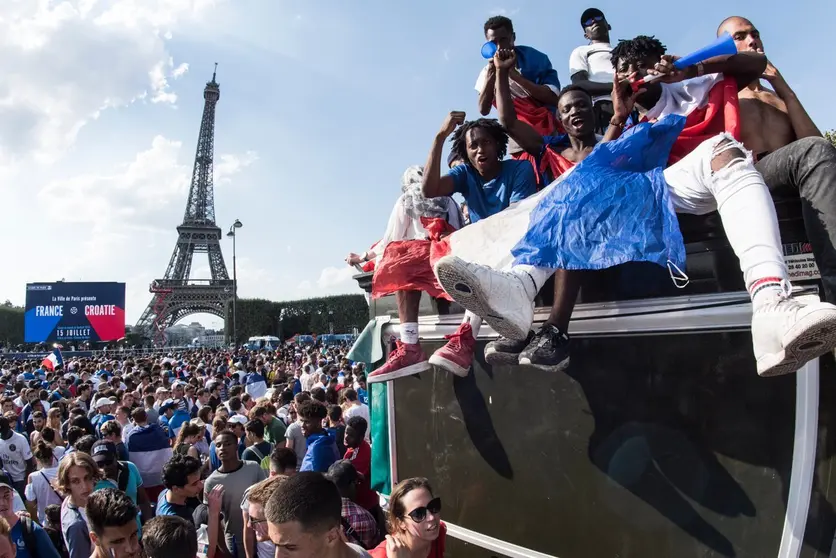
[368,523,446,558]
[345,441,378,511]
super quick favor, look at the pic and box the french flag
[434,74,737,276]
[126,423,173,488]
[41,347,63,371]
[244,371,267,400]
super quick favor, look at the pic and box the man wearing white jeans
[434,36,836,377]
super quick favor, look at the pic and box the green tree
[0,304,24,346]
[826,130,836,148]
[226,294,368,344]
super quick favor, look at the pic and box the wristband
[609,118,626,129]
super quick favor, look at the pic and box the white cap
[227,414,247,425]
[95,397,115,409]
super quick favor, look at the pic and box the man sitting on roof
[718,16,836,305]
[433,36,836,378]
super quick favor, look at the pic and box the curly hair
[610,35,667,69]
[484,15,513,35]
[450,119,508,167]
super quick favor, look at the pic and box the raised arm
[478,65,497,116]
[603,72,643,143]
[421,112,464,198]
[761,61,821,140]
[651,52,767,91]
[494,49,544,156]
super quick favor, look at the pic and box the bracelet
[609,118,626,129]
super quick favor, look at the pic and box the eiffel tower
[135,65,234,345]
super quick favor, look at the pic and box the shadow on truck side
[357,194,836,557]
[389,331,836,557]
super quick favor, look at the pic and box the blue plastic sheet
[511,114,687,271]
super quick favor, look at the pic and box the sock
[749,276,785,307]
[401,322,419,344]
[464,311,482,337]
[509,265,556,300]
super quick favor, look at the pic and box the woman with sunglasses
[369,477,445,558]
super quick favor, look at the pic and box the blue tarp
[511,114,687,272]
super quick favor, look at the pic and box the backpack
[248,444,272,471]
[116,462,130,492]
[20,516,40,558]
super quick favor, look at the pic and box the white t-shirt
[645,74,723,122]
[343,404,371,442]
[568,43,614,104]
[0,431,33,481]
[372,196,463,262]
[24,466,62,522]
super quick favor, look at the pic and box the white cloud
[487,7,520,16]
[0,0,222,163]
[172,62,190,78]
[31,134,256,320]
[215,152,260,185]
[316,266,358,290]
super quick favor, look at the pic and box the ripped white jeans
[663,133,788,287]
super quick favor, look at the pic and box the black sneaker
[518,324,571,370]
[484,331,535,365]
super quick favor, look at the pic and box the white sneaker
[434,255,534,340]
[753,291,836,377]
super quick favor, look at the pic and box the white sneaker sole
[518,355,572,372]
[435,257,530,341]
[428,354,470,377]
[367,360,430,383]
[484,345,522,365]
[757,307,836,377]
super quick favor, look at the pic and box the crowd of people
[0,344,445,558]
[347,10,836,384]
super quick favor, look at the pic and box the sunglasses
[405,497,442,523]
[583,15,605,27]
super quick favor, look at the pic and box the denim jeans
[755,137,836,303]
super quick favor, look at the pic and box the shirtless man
[718,16,836,303]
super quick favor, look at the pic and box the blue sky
[0,0,832,329]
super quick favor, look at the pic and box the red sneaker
[428,322,475,377]
[368,340,430,384]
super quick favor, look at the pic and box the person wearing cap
[568,8,616,134]
[91,440,153,526]
[159,399,190,440]
[0,481,60,558]
[90,398,115,434]
[0,417,35,499]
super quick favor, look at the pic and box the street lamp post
[227,219,243,347]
